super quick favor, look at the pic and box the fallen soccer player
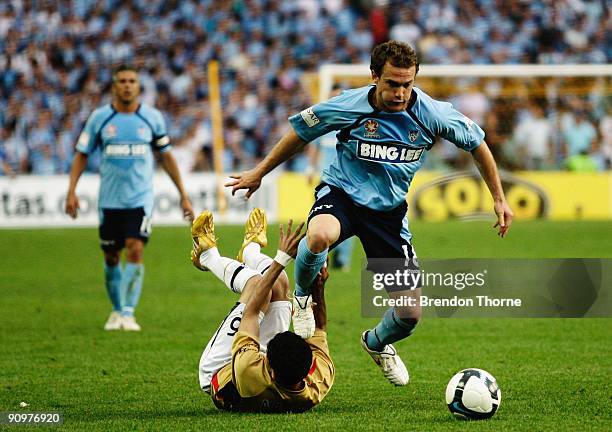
[192,209,334,413]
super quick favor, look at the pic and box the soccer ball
[445,368,501,420]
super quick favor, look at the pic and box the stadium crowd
[0,0,610,176]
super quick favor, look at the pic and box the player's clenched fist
[65,193,80,219]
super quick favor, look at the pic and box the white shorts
[198,300,292,392]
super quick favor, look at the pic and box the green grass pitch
[0,220,610,431]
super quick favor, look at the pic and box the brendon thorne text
[372,295,522,308]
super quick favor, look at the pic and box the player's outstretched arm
[225,128,307,199]
[158,151,195,222]
[239,220,305,337]
[65,152,89,219]
[471,141,514,237]
[312,265,329,331]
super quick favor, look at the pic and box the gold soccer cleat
[237,208,268,262]
[191,211,218,271]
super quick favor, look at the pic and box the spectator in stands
[482,105,508,169]
[0,121,27,175]
[513,102,553,170]
[389,6,421,46]
[56,116,77,174]
[0,128,15,177]
[453,81,489,126]
[598,105,612,170]
[562,110,598,158]
[28,111,57,175]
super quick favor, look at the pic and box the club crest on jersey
[356,141,424,164]
[137,127,148,139]
[364,119,379,138]
[106,124,117,137]
[409,130,420,142]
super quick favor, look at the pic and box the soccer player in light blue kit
[228,42,513,385]
[65,65,194,331]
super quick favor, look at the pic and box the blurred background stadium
[0,0,609,175]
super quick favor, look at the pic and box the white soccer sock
[243,243,271,273]
[243,242,286,277]
[200,247,259,294]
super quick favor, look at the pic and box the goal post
[207,60,228,213]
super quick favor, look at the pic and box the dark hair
[267,331,313,387]
[112,64,138,82]
[370,41,419,77]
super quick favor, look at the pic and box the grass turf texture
[0,220,610,431]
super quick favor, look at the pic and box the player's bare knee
[238,275,263,304]
[126,249,143,262]
[307,215,340,252]
[125,239,144,262]
[270,273,290,302]
[307,229,334,252]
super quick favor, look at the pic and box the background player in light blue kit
[65,65,194,331]
[228,41,513,385]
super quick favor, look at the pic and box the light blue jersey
[313,130,338,170]
[289,86,485,211]
[76,104,170,215]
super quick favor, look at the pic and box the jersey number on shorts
[402,244,419,269]
[139,216,152,236]
[402,245,411,260]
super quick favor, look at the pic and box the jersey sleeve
[230,331,271,398]
[288,91,364,143]
[432,101,485,152]
[151,109,171,153]
[75,111,101,155]
[304,329,335,401]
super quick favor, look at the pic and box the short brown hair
[112,64,138,82]
[370,41,419,77]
